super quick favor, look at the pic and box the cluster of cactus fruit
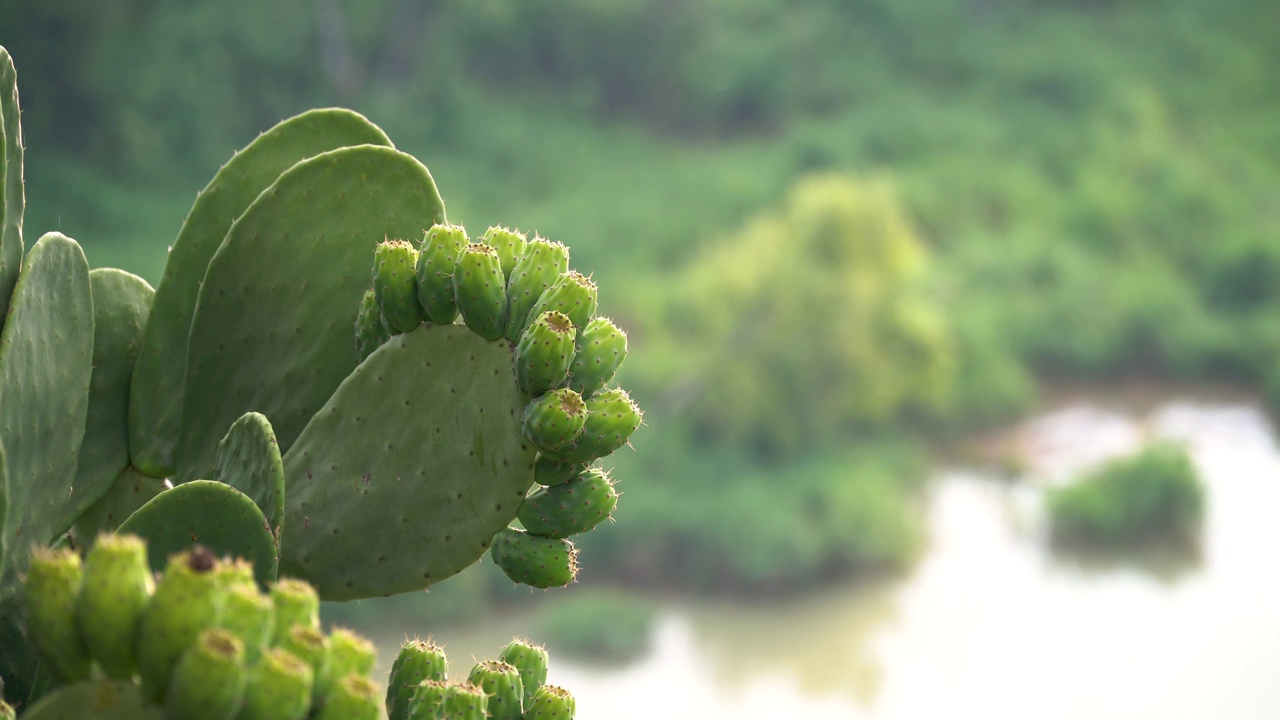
[0,45,637,716]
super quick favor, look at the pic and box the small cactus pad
[453,243,508,341]
[76,535,152,679]
[279,325,536,600]
[23,548,90,682]
[0,47,25,323]
[0,233,93,601]
[130,110,392,478]
[467,660,523,720]
[521,389,587,452]
[543,388,642,465]
[514,311,577,397]
[416,224,468,324]
[71,468,167,547]
[20,681,163,720]
[374,240,425,334]
[490,528,578,589]
[176,145,446,484]
[165,629,247,720]
[481,226,527,280]
[118,480,278,587]
[354,289,393,362]
[532,456,586,488]
[136,548,227,702]
[317,675,380,720]
[269,578,319,645]
[214,412,286,536]
[498,639,548,707]
[239,647,314,720]
[525,271,597,335]
[505,239,569,342]
[215,585,274,663]
[67,270,153,526]
[524,685,576,719]
[566,317,627,399]
[517,469,617,539]
[387,639,447,720]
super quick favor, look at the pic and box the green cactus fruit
[467,660,523,720]
[175,145,446,485]
[130,110,392,478]
[118,480,278,587]
[279,325,535,600]
[269,578,319,645]
[0,47,25,324]
[355,289,391,362]
[215,412,286,537]
[566,317,627,399]
[518,468,618,539]
[277,625,328,703]
[525,271,597,335]
[72,468,168,548]
[317,675,380,720]
[23,548,90,682]
[453,243,508,341]
[217,558,258,594]
[439,682,488,720]
[374,239,426,334]
[319,628,376,701]
[521,389,587,453]
[68,270,153,525]
[165,629,247,720]
[407,679,450,719]
[533,456,586,488]
[482,226,528,280]
[490,528,578,589]
[215,585,274,664]
[76,534,153,679]
[236,647,314,720]
[0,233,93,602]
[416,224,468,324]
[544,388,642,465]
[498,639,548,707]
[504,239,569,342]
[136,547,227,702]
[20,681,163,720]
[514,311,577,397]
[387,639,448,720]
[523,685,576,719]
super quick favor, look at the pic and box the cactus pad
[214,412,286,537]
[0,47,24,323]
[279,325,536,600]
[517,469,617,539]
[71,468,167,547]
[118,480,278,586]
[176,144,446,484]
[20,681,162,720]
[489,528,578,589]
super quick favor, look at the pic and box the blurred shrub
[533,588,654,662]
[1048,443,1205,547]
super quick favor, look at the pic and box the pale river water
[362,393,1280,718]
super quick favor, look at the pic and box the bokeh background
[4,1,1279,717]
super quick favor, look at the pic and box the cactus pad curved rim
[215,412,286,537]
[19,680,162,720]
[129,109,394,478]
[118,480,279,587]
[0,47,25,323]
[70,467,167,551]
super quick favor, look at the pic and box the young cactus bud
[467,660,523,720]
[407,679,450,719]
[270,578,319,645]
[567,317,628,399]
[317,675,380,720]
[481,226,528,280]
[216,584,274,663]
[440,681,489,720]
[166,629,247,720]
[387,638,448,720]
[24,547,91,682]
[138,547,227,702]
[490,527,578,589]
[453,243,508,341]
[514,311,577,396]
[518,468,618,539]
[525,271,597,334]
[521,389,587,452]
[505,238,569,342]
[525,685,577,719]
[237,647,314,720]
[498,639,548,707]
[77,534,153,679]
[278,625,328,704]
[319,628,376,702]
[374,239,425,333]
[544,388,642,464]
[533,455,586,487]
[354,289,392,362]
[416,223,469,324]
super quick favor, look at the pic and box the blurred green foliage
[532,589,654,662]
